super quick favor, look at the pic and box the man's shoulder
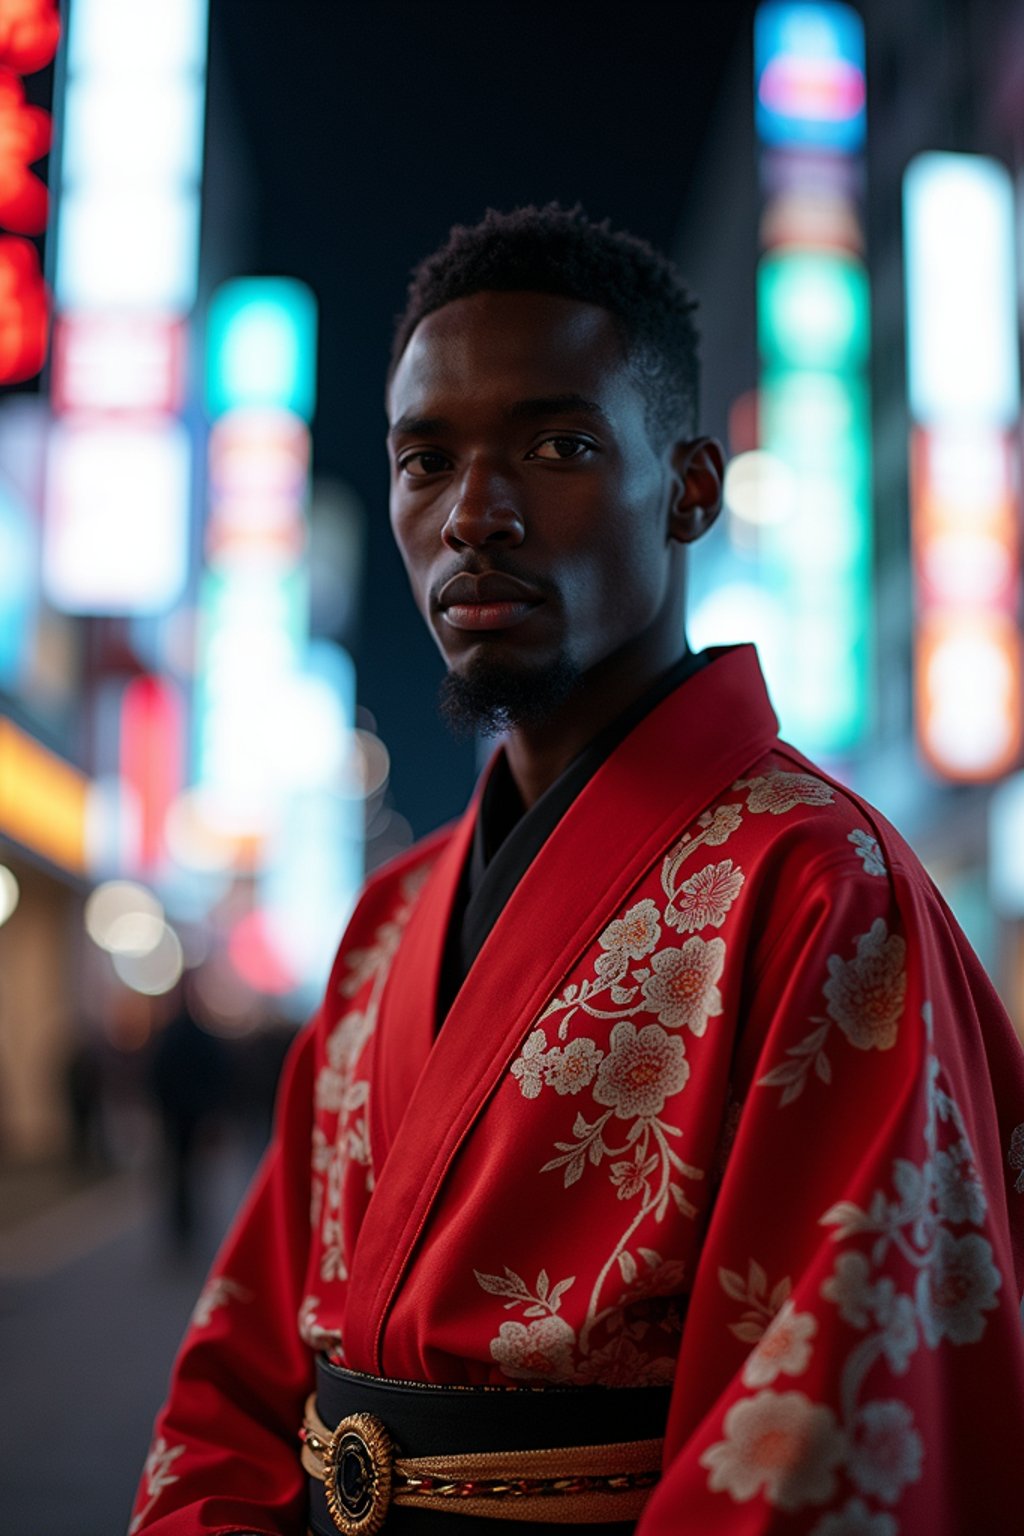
[727,746,881,842]
[359,820,458,909]
[319,822,459,1002]
[719,744,926,894]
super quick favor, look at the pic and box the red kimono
[132,647,1024,1535]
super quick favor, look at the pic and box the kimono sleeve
[128,1019,318,1536]
[637,844,1024,1536]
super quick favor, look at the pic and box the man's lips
[436,572,544,632]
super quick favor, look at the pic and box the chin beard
[438,654,582,738]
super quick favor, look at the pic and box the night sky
[209,0,755,836]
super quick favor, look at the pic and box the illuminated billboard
[904,154,1019,427]
[43,417,191,614]
[903,154,1022,781]
[46,0,208,616]
[194,277,318,835]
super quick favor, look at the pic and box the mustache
[428,558,558,611]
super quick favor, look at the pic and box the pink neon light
[120,675,184,871]
[759,57,865,123]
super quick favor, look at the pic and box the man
[132,206,1024,1536]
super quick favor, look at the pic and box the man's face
[387,290,681,727]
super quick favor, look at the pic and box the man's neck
[504,635,692,809]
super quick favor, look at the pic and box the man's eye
[529,436,592,461]
[399,451,450,477]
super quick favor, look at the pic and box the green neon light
[758,250,869,374]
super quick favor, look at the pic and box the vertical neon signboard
[195,279,317,834]
[44,0,208,615]
[904,154,1021,781]
[197,279,364,1003]
[754,1,872,758]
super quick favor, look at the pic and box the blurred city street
[3,0,1024,1530]
[0,1139,258,1536]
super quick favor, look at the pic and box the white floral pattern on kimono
[758,917,907,1105]
[701,1389,846,1511]
[129,1439,185,1534]
[704,1005,1004,1527]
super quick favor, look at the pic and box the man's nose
[441,459,525,550]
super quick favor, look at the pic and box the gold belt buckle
[321,1411,394,1536]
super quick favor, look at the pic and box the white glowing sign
[43,419,190,614]
[904,154,1020,426]
[61,75,205,188]
[55,0,208,316]
[67,0,208,76]
[47,0,208,619]
[194,568,308,830]
[56,186,201,312]
[904,154,1022,782]
[261,642,362,1004]
[53,314,185,413]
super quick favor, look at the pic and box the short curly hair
[389,204,701,446]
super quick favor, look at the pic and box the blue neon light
[755,2,866,152]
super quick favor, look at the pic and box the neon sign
[755,2,866,151]
[752,0,872,758]
[0,1,61,74]
[903,154,1022,782]
[0,0,57,384]
[45,0,208,615]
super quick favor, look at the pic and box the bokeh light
[0,864,20,926]
[84,879,163,951]
[110,920,184,995]
[723,450,797,528]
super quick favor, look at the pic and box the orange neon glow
[0,717,88,872]
[0,0,60,75]
[0,233,47,381]
[911,428,1019,613]
[916,616,1022,783]
[0,66,50,234]
[759,191,863,255]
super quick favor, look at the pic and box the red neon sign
[0,0,60,74]
[0,65,50,234]
[0,233,46,380]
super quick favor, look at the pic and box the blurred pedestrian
[148,985,229,1253]
[64,1030,108,1169]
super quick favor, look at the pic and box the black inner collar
[435,649,715,1027]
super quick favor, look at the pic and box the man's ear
[667,436,725,545]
